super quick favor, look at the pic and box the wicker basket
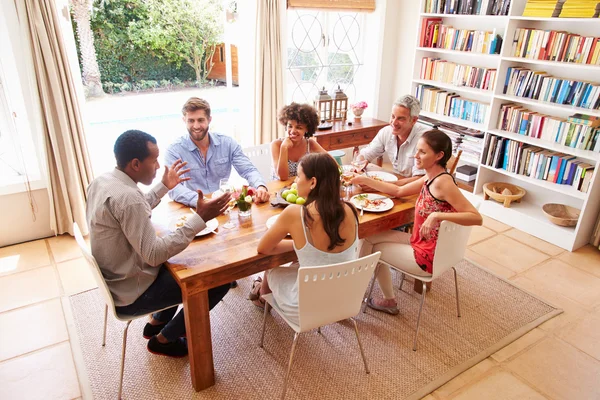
[542,203,580,227]
[482,182,526,208]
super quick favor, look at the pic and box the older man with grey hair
[357,95,428,186]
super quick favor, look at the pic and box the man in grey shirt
[87,130,231,357]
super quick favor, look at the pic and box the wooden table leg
[413,279,432,294]
[183,288,215,391]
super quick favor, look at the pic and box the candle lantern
[332,85,348,121]
[314,87,333,122]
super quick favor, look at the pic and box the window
[286,10,366,105]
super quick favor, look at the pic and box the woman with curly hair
[270,102,327,180]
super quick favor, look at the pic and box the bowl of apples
[270,182,307,207]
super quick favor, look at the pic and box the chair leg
[259,302,270,348]
[118,320,132,400]
[452,267,461,318]
[102,305,108,347]
[413,281,427,351]
[362,266,378,313]
[281,332,300,400]
[317,326,321,334]
[350,317,370,374]
[398,272,406,292]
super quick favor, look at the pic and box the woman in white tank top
[250,153,360,325]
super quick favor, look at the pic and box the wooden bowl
[482,182,526,208]
[542,204,580,227]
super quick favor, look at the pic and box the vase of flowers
[236,185,254,217]
[351,101,368,119]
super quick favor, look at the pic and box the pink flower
[351,101,368,110]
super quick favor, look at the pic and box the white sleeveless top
[267,206,359,325]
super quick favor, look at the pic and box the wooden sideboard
[314,118,388,151]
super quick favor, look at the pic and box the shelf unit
[412,0,600,251]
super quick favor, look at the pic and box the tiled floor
[1,219,599,400]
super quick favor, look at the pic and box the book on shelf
[503,66,600,110]
[416,84,488,124]
[522,0,563,17]
[560,0,600,18]
[497,103,600,151]
[511,28,600,65]
[420,57,497,90]
[483,133,595,192]
[424,0,511,15]
[418,114,484,164]
[420,23,503,54]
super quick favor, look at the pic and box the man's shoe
[143,322,166,339]
[147,336,188,358]
[367,297,399,315]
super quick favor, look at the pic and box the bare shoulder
[270,138,282,149]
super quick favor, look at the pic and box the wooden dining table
[151,178,416,392]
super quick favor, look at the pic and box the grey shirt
[86,168,206,306]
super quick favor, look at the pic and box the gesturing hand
[195,190,231,222]
[161,159,190,190]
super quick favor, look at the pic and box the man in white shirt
[357,95,428,186]
[87,130,231,357]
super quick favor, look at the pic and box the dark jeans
[115,266,230,342]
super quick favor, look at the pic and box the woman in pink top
[351,129,482,315]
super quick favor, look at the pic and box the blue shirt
[165,132,267,206]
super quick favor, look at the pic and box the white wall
[0,189,54,247]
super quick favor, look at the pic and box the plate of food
[170,214,219,236]
[351,193,394,212]
[366,171,397,182]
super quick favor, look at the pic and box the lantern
[314,87,332,122]
[332,85,348,121]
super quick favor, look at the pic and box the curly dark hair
[114,130,157,169]
[278,103,319,138]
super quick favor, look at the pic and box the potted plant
[235,185,254,217]
[350,101,368,119]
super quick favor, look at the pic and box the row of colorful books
[423,0,511,15]
[416,84,489,124]
[498,104,600,150]
[482,134,596,192]
[560,0,600,18]
[420,57,497,91]
[420,19,503,54]
[510,28,600,64]
[503,66,600,110]
[522,0,563,17]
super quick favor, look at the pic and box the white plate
[170,215,218,236]
[266,215,290,236]
[351,194,394,212]
[366,171,397,182]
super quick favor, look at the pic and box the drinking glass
[340,165,354,201]
[351,154,368,173]
[219,179,236,229]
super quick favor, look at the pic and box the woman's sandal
[248,277,266,309]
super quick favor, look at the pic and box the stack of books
[497,105,600,151]
[511,28,600,64]
[503,66,600,110]
[522,0,563,17]
[482,134,596,192]
[416,84,489,124]
[559,0,600,17]
[420,19,503,54]
[420,57,497,91]
[424,0,511,15]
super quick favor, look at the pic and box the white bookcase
[412,0,600,251]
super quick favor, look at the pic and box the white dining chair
[73,223,179,399]
[229,143,272,186]
[363,220,474,351]
[259,252,381,399]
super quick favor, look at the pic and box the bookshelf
[412,0,600,251]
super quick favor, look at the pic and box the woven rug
[67,259,560,400]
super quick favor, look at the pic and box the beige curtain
[21,0,93,235]
[254,0,285,145]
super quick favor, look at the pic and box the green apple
[286,193,297,203]
[290,189,298,195]
[295,196,306,205]
[291,182,298,190]
[281,189,291,198]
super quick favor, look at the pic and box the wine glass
[340,165,354,201]
[351,153,368,173]
[219,179,236,229]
